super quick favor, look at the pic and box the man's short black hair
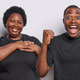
[64,5,80,17]
[3,6,27,27]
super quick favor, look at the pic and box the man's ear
[63,18,65,24]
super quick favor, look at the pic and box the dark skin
[63,8,80,38]
[6,13,23,39]
[0,13,41,62]
[36,7,80,77]
[36,30,54,77]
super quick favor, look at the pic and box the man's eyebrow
[67,13,80,14]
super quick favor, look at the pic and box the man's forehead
[66,8,80,14]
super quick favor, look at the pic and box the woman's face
[6,13,23,38]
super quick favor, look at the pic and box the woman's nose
[14,22,18,27]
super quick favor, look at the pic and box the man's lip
[68,25,78,34]
[69,28,77,34]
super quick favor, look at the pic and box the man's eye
[76,16,80,20]
[66,16,71,20]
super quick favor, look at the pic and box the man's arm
[36,30,54,77]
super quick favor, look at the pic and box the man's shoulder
[56,33,66,38]
[51,33,66,41]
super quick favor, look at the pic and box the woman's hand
[20,44,41,57]
[0,41,34,62]
[15,41,34,49]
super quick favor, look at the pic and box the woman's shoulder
[22,34,38,40]
[22,34,41,46]
[0,36,8,46]
[0,36,7,40]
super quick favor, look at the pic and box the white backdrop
[0,0,80,80]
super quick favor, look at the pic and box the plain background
[0,0,80,80]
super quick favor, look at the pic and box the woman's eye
[10,20,14,22]
[76,16,80,20]
[66,16,71,20]
[18,22,22,24]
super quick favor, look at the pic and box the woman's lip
[12,29,17,31]
[10,28,19,32]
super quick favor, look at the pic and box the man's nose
[71,17,76,23]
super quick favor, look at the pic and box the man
[37,5,80,80]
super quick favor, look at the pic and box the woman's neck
[7,34,22,40]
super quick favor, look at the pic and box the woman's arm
[0,42,18,62]
[0,41,33,62]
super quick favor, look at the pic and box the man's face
[63,8,80,38]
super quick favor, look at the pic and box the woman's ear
[5,23,6,28]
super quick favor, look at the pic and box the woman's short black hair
[64,5,80,17]
[3,6,27,27]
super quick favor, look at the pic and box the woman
[0,6,41,80]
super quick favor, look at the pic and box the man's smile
[68,25,78,34]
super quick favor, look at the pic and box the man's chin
[68,33,79,38]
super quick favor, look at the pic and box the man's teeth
[70,26,77,29]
